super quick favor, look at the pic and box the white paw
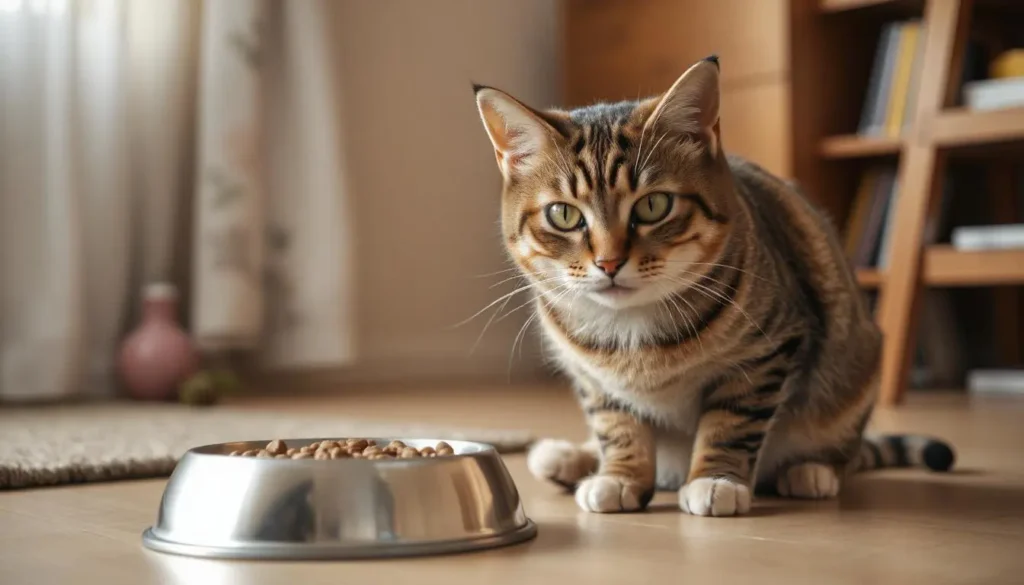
[575,475,646,513]
[679,477,751,517]
[776,463,840,499]
[527,439,595,487]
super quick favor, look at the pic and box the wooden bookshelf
[856,268,886,288]
[793,0,1024,404]
[820,134,902,159]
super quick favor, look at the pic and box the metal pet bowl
[142,438,537,560]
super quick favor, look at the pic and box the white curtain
[0,0,355,402]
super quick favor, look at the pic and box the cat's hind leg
[775,462,841,499]
[526,438,599,489]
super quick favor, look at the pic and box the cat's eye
[632,193,673,224]
[545,202,584,231]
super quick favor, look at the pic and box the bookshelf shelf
[820,134,903,158]
[930,107,1024,147]
[856,268,886,288]
[818,0,903,13]
[924,246,1024,286]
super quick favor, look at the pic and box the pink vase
[118,283,199,401]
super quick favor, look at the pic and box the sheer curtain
[0,0,354,401]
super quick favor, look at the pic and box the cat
[472,56,955,516]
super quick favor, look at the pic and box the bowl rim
[182,437,499,463]
[141,520,537,560]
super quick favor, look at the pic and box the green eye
[632,193,673,224]
[545,202,584,231]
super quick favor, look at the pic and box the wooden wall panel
[720,81,793,179]
[564,0,789,106]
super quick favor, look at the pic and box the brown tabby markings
[475,58,952,516]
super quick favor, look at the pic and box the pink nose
[595,257,626,277]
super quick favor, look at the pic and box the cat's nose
[594,257,627,277]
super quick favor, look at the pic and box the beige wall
[328,0,561,383]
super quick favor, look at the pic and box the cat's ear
[638,56,721,155]
[474,84,567,177]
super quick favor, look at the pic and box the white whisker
[663,273,770,342]
[448,281,548,329]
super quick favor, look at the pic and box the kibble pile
[228,439,456,460]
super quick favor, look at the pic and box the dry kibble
[224,438,458,459]
[267,439,287,455]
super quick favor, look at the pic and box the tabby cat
[473,57,954,516]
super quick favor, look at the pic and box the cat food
[227,439,457,460]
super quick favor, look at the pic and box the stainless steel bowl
[142,438,536,560]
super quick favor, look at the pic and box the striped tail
[854,434,956,473]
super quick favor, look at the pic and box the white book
[967,369,1024,395]
[964,77,1024,111]
[951,224,1024,251]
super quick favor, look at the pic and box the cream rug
[0,403,533,490]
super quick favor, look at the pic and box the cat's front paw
[679,477,751,517]
[575,474,652,513]
[527,439,597,488]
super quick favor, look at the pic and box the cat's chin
[587,286,652,310]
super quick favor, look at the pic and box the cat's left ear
[474,85,568,178]
[639,56,721,156]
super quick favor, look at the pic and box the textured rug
[0,403,533,490]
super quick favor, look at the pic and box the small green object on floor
[179,368,241,406]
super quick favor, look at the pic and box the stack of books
[858,20,926,138]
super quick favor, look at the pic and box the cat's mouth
[593,283,635,298]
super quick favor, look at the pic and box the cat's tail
[852,434,956,473]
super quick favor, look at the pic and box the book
[899,21,927,135]
[884,21,921,137]
[854,168,897,267]
[951,224,1024,251]
[844,170,879,260]
[967,369,1024,395]
[858,23,900,136]
[875,175,901,269]
[964,77,1024,112]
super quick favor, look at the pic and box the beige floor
[2,383,1023,585]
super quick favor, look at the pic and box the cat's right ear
[474,85,565,178]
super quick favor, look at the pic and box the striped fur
[476,58,954,516]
